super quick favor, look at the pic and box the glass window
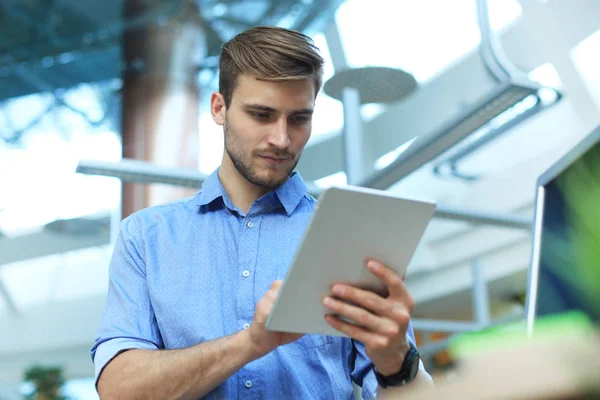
[0,85,120,237]
[335,0,522,83]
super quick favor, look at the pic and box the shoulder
[122,193,201,234]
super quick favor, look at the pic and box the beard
[224,121,301,190]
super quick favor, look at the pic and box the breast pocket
[296,334,334,349]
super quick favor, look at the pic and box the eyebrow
[243,103,314,115]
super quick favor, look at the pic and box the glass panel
[0,83,120,236]
[0,255,61,309]
[335,0,522,83]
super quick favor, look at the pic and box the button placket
[235,215,262,336]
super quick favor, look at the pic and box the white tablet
[265,185,436,337]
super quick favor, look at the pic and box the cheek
[228,122,258,149]
[292,128,311,152]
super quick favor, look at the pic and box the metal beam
[0,222,110,266]
[298,2,600,182]
[76,158,324,200]
[471,260,491,325]
[77,159,533,230]
[411,319,479,333]
[434,206,531,230]
[360,79,541,191]
[0,277,19,316]
[416,310,524,356]
[413,309,523,336]
[323,21,348,71]
[342,87,365,184]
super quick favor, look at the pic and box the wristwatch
[374,342,420,388]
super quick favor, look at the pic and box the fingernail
[332,285,344,296]
[368,261,380,271]
[323,297,333,306]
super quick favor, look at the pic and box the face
[211,74,315,190]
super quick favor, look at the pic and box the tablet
[265,185,436,337]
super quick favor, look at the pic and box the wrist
[375,343,411,376]
[239,329,271,361]
[237,329,265,362]
[375,342,420,388]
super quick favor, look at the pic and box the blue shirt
[91,169,427,399]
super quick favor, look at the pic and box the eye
[251,111,270,121]
[290,115,310,125]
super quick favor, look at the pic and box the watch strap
[374,342,420,388]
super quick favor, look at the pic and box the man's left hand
[323,259,414,376]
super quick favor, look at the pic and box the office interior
[0,0,599,398]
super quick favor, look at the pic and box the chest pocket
[296,334,334,349]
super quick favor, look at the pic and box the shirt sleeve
[351,320,433,400]
[90,214,164,388]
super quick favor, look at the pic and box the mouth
[259,155,290,165]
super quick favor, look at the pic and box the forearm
[98,330,260,400]
[376,371,432,399]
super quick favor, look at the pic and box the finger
[262,281,284,303]
[331,284,391,317]
[268,280,283,295]
[367,260,414,310]
[323,296,398,337]
[331,284,412,329]
[270,280,283,289]
[324,314,389,348]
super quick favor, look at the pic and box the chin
[252,170,290,189]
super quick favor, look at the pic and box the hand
[247,280,304,358]
[323,259,414,376]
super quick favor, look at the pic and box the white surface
[266,185,436,336]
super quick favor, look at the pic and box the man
[92,26,431,399]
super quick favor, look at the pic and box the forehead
[231,74,315,110]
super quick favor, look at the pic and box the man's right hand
[247,280,303,358]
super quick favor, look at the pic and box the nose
[267,117,291,149]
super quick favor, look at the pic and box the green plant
[23,366,67,400]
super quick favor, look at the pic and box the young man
[92,26,431,399]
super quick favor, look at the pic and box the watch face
[409,356,420,379]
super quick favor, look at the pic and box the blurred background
[1,0,599,398]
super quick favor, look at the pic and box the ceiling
[0,0,343,102]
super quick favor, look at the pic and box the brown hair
[219,26,324,107]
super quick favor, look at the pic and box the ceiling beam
[298,0,600,181]
[0,277,19,316]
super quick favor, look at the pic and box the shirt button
[245,380,252,388]
[242,270,250,278]
[247,221,254,228]
[243,323,250,330]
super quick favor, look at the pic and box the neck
[218,155,273,214]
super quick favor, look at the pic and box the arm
[98,329,257,400]
[94,215,300,399]
[97,280,300,400]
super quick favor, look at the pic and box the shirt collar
[196,168,228,207]
[274,171,308,216]
[196,168,308,216]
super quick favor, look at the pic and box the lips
[259,154,290,160]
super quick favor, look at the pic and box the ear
[210,91,226,125]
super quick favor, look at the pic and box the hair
[219,26,325,107]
